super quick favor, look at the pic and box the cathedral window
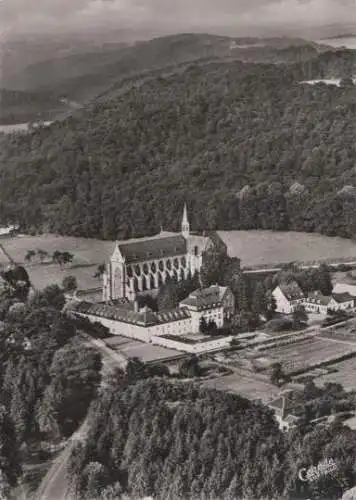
[166,259,172,270]
[158,260,164,272]
[143,263,149,275]
[150,274,155,289]
[127,265,133,278]
[173,258,179,269]
[181,256,186,267]
[151,262,157,273]
[135,264,141,276]
[194,246,199,256]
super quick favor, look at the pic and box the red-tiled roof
[119,235,186,263]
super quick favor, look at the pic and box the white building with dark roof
[303,291,331,315]
[328,292,354,311]
[102,204,232,301]
[272,281,305,314]
[68,284,235,342]
[179,285,235,333]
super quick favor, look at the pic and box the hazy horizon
[1,0,356,42]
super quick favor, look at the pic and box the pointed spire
[182,202,188,224]
[181,202,190,238]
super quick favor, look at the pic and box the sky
[0,0,355,40]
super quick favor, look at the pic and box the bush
[265,317,293,332]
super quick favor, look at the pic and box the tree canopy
[1,55,356,239]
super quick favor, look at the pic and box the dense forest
[1,49,356,239]
[0,276,102,497]
[68,376,356,500]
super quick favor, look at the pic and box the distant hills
[0,33,333,124]
[1,46,356,240]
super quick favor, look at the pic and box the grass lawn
[2,230,356,290]
[203,372,280,404]
[218,230,356,267]
[0,234,113,290]
[314,357,356,390]
[104,336,184,362]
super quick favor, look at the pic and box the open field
[319,328,356,343]
[314,357,356,390]
[203,372,280,404]
[0,234,113,290]
[2,230,356,290]
[260,336,356,374]
[218,230,356,267]
[104,335,184,362]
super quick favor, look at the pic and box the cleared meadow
[2,230,356,290]
[315,357,356,390]
[218,230,356,267]
[203,372,280,404]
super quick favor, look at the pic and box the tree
[24,250,36,263]
[199,316,208,333]
[157,280,179,311]
[265,290,277,319]
[270,362,284,386]
[40,343,102,437]
[93,263,106,280]
[0,406,21,489]
[251,281,267,316]
[62,275,78,293]
[125,357,147,382]
[200,249,231,288]
[52,251,73,269]
[81,462,110,500]
[52,250,63,268]
[37,249,49,264]
[62,251,74,267]
[29,284,65,310]
[179,355,200,378]
[315,264,333,296]
[207,318,218,335]
[234,274,250,312]
[146,363,170,378]
[292,305,308,328]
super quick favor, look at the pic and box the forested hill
[1,34,329,123]
[1,55,356,240]
[3,34,327,101]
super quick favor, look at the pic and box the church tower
[181,203,190,238]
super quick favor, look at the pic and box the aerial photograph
[1,0,356,499]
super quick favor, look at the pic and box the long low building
[67,285,235,343]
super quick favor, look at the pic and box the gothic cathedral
[102,204,227,302]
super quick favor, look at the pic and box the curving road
[35,334,127,500]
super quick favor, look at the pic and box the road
[243,260,356,274]
[35,334,127,500]
[35,425,88,500]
